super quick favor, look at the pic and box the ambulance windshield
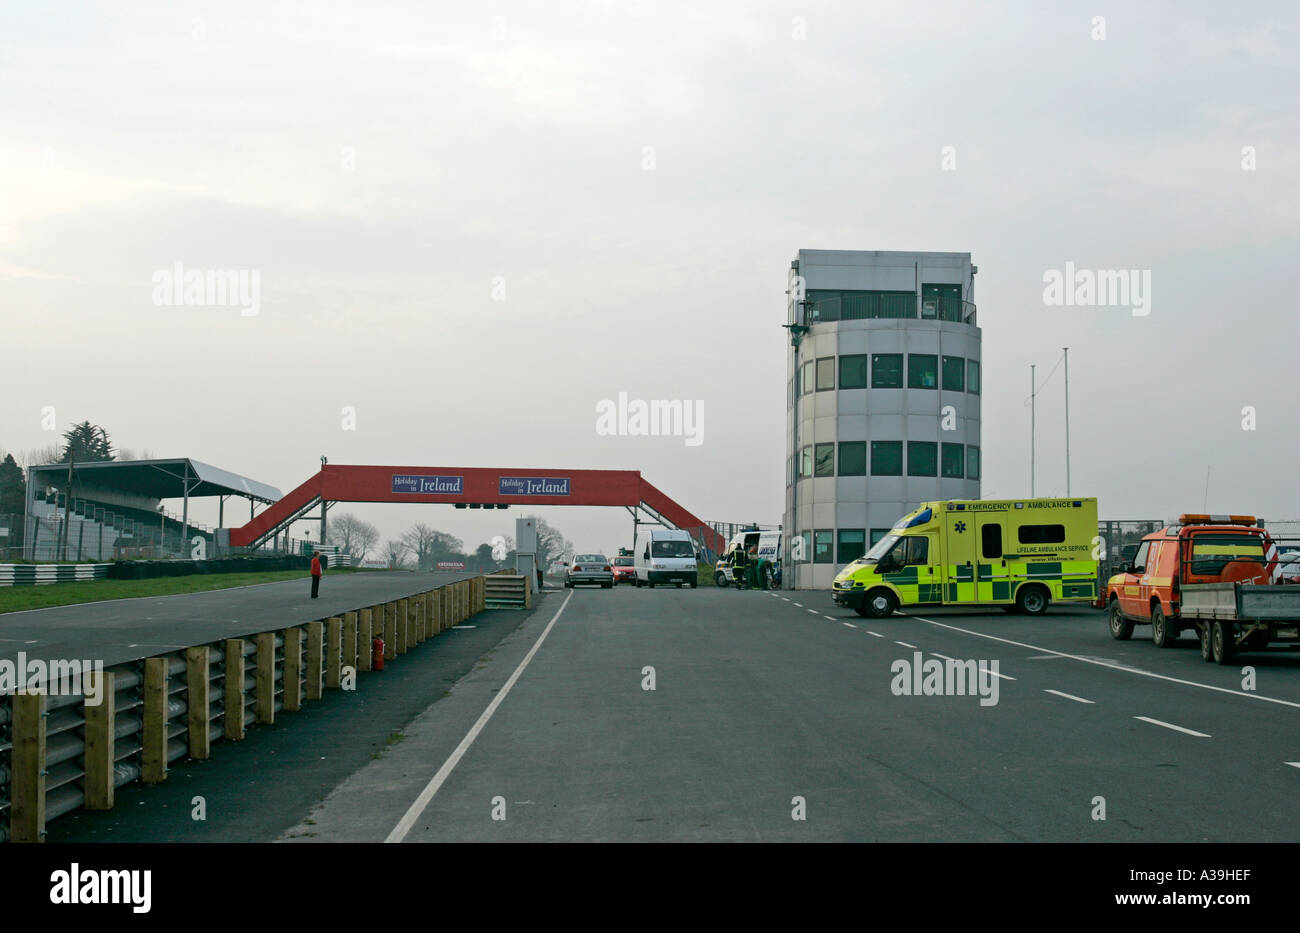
[861,534,900,563]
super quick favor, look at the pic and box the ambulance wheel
[860,589,896,618]
[714,571,729,587]
[1150,604,1177,648]
[1016,585,1049,616]
[1198,622,1214,662]
[1211,620,1235,665]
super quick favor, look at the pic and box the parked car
[612,555,635,584]
[566,553,614,588]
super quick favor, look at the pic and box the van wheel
[714,571,728,587]
[1108,600,1133,640]
[1198,622,1214,662]
[1151,604,1177,648]
[1016,585,1049,616]
[1211,620,1235,665]
[861,589,896,618]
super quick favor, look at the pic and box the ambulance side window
[904,536,929,566]
[981,525,1002,559]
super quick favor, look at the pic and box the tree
[0,453,26,519]
[116,448,157,462]
[384,539,410,569]
[60,422,113,462]
[526,516,573,570]
[19,443,62,467]
[401,523,463,571]
[329,513,379,562]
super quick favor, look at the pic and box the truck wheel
[1108,600,1133,640]
[714,571,728,588]
[1016,585,1049,616]
[860,589,896,618]
[1211,620,1235,665]
[1198,623,1214,662]
[1150,604,1177,648]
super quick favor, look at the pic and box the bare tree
[19,443,62,468]
[329,513,379,562]
[384,539,410,569]
[401,523,463,571]
[527,516,574,569]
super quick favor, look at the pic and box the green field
[0,569,364,615]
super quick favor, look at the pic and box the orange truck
[1104,514,1300,662]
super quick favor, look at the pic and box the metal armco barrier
[0,574,488,843]
[0,563,111,587]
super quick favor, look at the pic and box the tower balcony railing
[804,293,976,326]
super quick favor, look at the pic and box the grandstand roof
[29,458,282,504]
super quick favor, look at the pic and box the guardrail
[0,563,111,587]
[0,574,490,843]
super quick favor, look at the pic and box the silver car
[565,553,614,588]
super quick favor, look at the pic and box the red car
[612,555,635,584]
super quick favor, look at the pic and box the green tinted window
[872,354,903,388]
[908,441,937,476]
[942,356,965,391]
[871,441,903,475]
[814,530,834,563]
[941,443,965,478]
[838,441,867,476]
[839,354,868,389]
[814,443,835,477]
[967,445,980,480]
[838,529,866,563]
[908,354,938,389]
[967,359,980,394]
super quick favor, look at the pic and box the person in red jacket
[310,551,322,598]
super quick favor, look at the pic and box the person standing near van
[310,551,322,599]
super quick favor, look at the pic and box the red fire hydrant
[372,636,385,671]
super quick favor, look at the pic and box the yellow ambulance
[831,498,1099,617]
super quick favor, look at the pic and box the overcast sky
[3,1,1298,556]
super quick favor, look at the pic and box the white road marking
[929,652,954,661]
[452,625,476,629]
[793,603,803,608]
[1134,716,1210,738]
[896,641,917,648]
[867,631,883,637]
[385,589,574,843]
[1286,762,1300,770]
[806,609,819,614]
[980,666,1016,681]
[781,598,790,602]
[824,615,837,620]
[1044,689,1095,705]
[908,614,1300,710]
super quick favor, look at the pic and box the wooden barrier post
[11,692,46,842]
[359,608,373,672]
[326,617,343,689]
[256,633,276,724]
[224,639,246,741]
[433,589,444,634]
[415,596,426,643]
[395,600,410,657]
[305,621,324,700]
[384,602,398,660]
[343,611,359,674]
[84,671,116,810]
[524,574,532,609]
[142,657,168,783]
[185,648,210,759]
[283,628,303,711]
[441,586,451,631]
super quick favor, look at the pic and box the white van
[634,528,699,588]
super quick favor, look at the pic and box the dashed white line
[907,614,1300,710]
[806,609,819,614]
[980,665,1016,682]
[781,597,790,602]
[929,652,954,661]
[842,622,857,628]
[793,603,803,608]
[1044,689,1095,705]
[896,641,917,648]
[1287,762,1300,770]
[1134,716,1210,738]
[867,631,882,638]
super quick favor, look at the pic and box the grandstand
[19,458,289,561]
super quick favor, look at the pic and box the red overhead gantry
[225,464,723,553]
